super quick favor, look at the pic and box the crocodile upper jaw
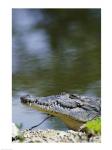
[20,94,100,123]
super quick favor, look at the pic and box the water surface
[12,9,101,130]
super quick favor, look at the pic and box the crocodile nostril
[20,98,27,103]
[20,96,25,101]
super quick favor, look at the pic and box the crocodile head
[20,93,100,130]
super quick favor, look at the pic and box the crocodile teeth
[42,106,46,108]
[46,107,50,110]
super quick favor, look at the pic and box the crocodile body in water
[20,93,101,130]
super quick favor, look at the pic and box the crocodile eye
[77,102,84,107]
[77,103,81,107]
[69,94,78,99]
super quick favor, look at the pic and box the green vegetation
[17,135,25,142]
[85,117,101,134]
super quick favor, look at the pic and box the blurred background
[12,9,101,130]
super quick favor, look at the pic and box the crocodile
[20,93,101,130]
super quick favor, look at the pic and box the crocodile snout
[20,95,30,103]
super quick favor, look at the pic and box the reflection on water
[12,9,101,130]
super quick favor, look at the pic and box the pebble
[12,128,101,143]
[89,135,101,143]
[12,123,101,143]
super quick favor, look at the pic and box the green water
[12,9,101,130]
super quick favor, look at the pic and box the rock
[12,129,101,143]
[12,123,20,138]
[89,135,101,143]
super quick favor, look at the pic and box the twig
[28,115,53,130]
